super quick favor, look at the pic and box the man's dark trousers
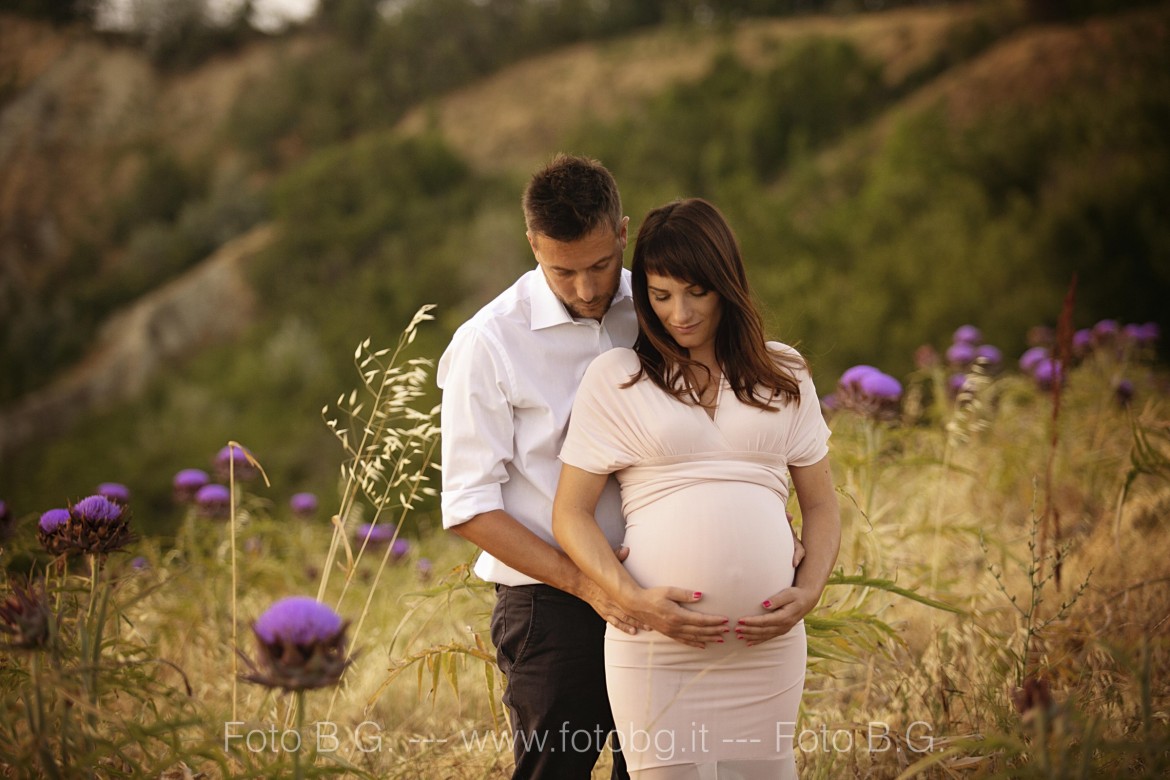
[491,584,630,779]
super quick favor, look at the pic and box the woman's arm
[553,463,729,649]
[734,454,841,646]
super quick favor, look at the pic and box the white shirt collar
[530,266,634,331]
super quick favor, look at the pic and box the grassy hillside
[1,4,1168,777]
[1,0,1168,535]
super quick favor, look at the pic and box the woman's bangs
[642,234,714,290]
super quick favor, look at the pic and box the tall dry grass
[1,309,1167,778]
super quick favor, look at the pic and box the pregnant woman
[553,198,841,779]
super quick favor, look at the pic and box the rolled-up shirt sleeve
[437,326,516,528]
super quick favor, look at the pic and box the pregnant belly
[621,481,795,624]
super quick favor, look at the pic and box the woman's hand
[733,585,819,646]
[625,587,729,649]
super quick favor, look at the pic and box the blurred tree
[0,0,98,24]
[313,0,382,45]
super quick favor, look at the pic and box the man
[438,155,725,779]
[437,154,635,779]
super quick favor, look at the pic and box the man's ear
[619,216,630,250]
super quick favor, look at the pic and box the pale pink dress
[559,344,830,778]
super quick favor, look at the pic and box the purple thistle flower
[38,509,69,534]
[130,556,150,571]
[1124,322,1161,346]
[173,468,210,502]
[1033,358,1063,391]
[948,373,968,397]
[1019,346,1049,374]
[355,522,396,545]
[245,596,350,691]
[214,445,258,481]
[857,371,902,401]
[289,492,319,517]
[974,344,1002,366]
[1092,319,1119,341]
[417,558,433,581]
[254,596,342,645]
[835,365,901,418]
[839,365,879,388]
[819,393,838,411]
[945,342,976,366]
[1072,328,1093,356]
[953,325,982,345]
[391,538,411,561]
[38,508,72,556]
[97,482,130,505]
[195,484,231,518]
[1115,379,1135,407]
[66,495,133,554]
[72,495,124,524]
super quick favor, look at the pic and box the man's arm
[451,509,645,634]
[552,463,729,648]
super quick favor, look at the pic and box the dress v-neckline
[700,375,723,423]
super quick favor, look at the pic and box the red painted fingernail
[693,592,702,599]
[762,600,772,608]
[738,619,746,625]
[717,639,724,643]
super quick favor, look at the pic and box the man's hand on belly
[624,587,731,649]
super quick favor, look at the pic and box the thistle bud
[0,581,52,649]
[243,596,350,691]
[0,500,12,544]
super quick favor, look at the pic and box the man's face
[529,218,628,321]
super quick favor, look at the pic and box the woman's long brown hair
[626,198,804,410]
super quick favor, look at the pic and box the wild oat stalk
[316,305,442,713]
[226,441,270,724]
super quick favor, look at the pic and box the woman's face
[645,272,723,357]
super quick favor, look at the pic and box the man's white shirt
[437,266,638,585]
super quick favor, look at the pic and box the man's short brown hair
[522,154,623,242]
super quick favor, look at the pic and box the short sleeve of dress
[559,349,642,475]
[770,343,832,467]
